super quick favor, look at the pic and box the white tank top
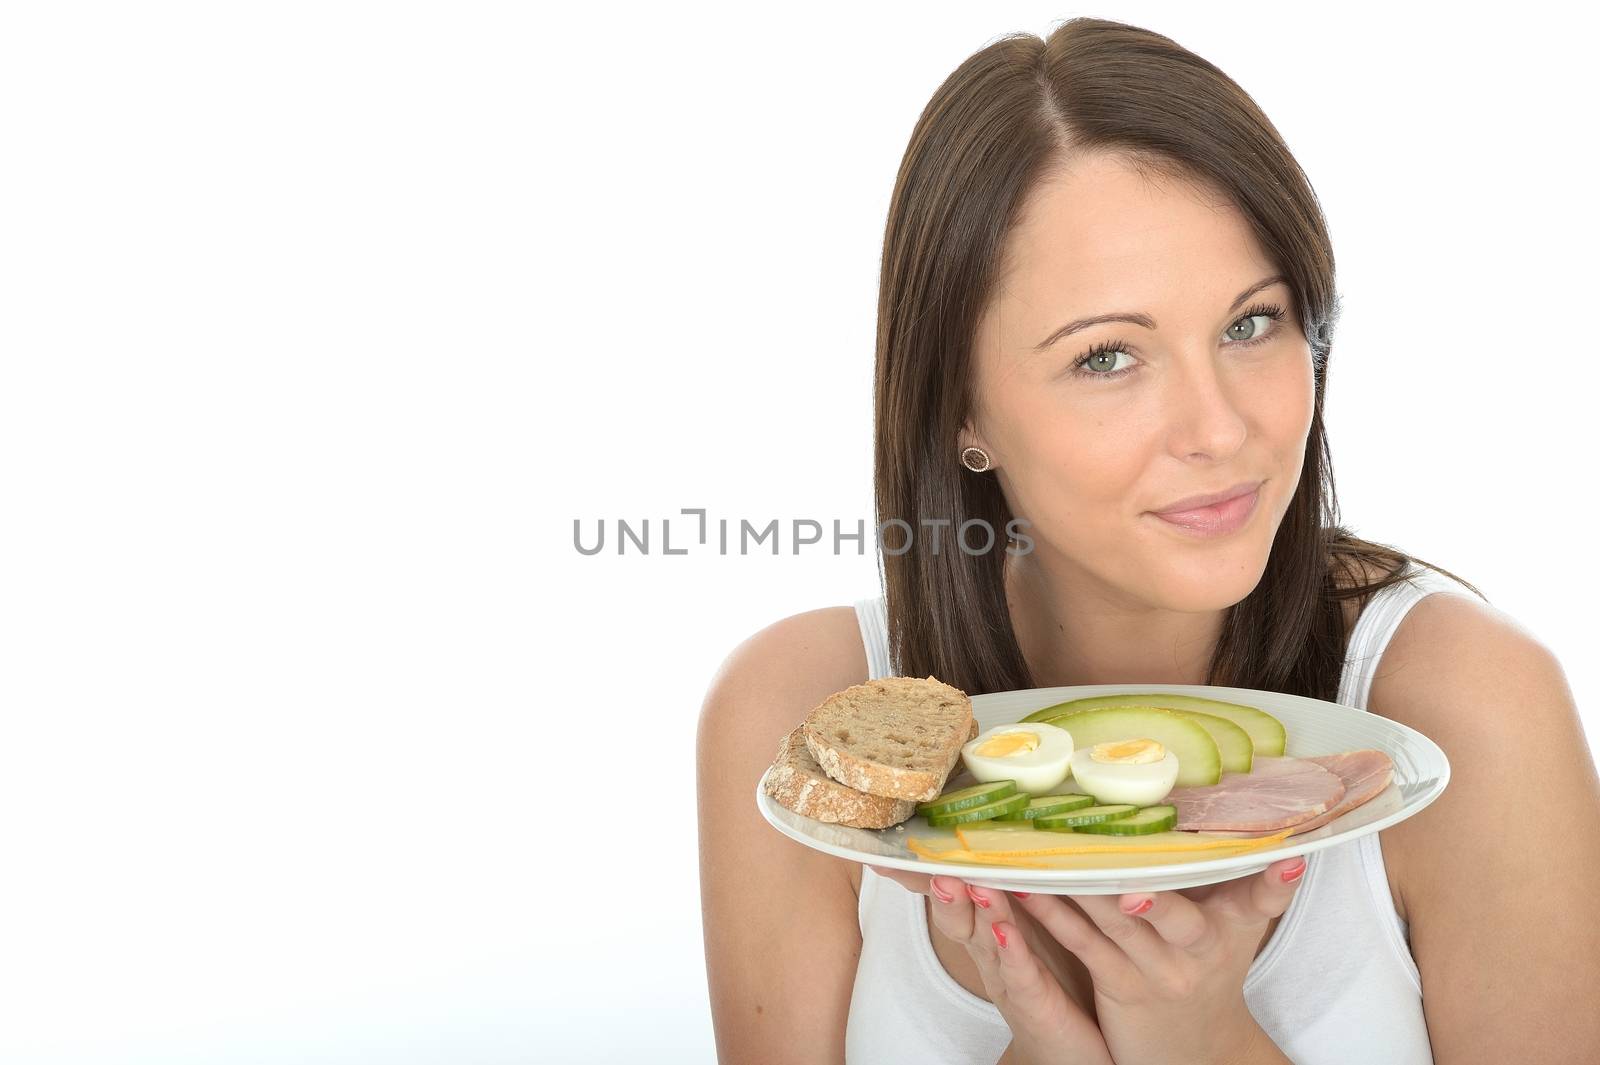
[845,563,1474,1065]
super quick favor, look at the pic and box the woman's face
[963,153,1316,613]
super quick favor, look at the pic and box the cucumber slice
[1034,804,1138,830]
[925,791,1029,826]
[994,793,1096,821]
[1071,805,1177,835]
[957,817,1038,832]
[916,779,1017,817]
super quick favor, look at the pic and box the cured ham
[1168,755,1346,832]
[1288,749,1394,835]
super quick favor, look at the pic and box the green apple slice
[1023,693,1286,757]
[1031,706,1222,786]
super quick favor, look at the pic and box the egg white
[1068,747,1180,807]
[960,722,1075,796]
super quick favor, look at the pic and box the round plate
[756,682,1450,894]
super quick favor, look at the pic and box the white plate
[756,683,1450,894]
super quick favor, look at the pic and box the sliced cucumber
[1071,804,1177,835]
[1034,804,1139,830]
[995,793,1096,821]
[956,817,1038,832]
[916,780,1017,817]
[925,791,1029,826]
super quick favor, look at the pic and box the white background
[2,2,1595,1062]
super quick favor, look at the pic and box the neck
[1003,546,1226,690]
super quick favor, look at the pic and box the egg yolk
[974,731,1040,758]
[1089,738,1165,764]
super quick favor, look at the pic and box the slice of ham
[1168,755,1346,832]
[1284,749,1394,836]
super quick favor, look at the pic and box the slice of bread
[763,726,917,829]
[802,676,974,802]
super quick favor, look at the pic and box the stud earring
[960,446,992,473]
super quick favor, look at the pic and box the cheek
[996,406,1150,542]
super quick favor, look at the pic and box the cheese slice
[954,825,1292,856]
[909,845,1287,870]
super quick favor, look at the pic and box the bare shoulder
[1366,580,1600,1061]
[698,605,872,813]
[696,604,873,1064]
[702,605,871,721]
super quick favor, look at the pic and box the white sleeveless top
[846,563,1474,1065]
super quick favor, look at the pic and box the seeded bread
[801,676,975,802]
[762,726,918,829]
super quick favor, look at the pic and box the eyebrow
[1032,274,1289,352]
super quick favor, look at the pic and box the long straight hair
[873,17,1482,701]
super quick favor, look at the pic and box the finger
[1014,892,1140,990]
[958,881,1016,963]
[1070,891,1174,972]
[866,864,932,896]
[986,917,1104,1047]
[1215,855,1309,926]
[926,875,976,942]
[1247,856,1309,919]
[1117,889,1218,956]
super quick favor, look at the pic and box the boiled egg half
[1068,738,1180,807]
[961,722,1074,796]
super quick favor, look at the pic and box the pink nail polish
[965,884,991,909]
[931,879,954,903]
[991,923,1008,949]
[1012,891,1030,899]
[1124,897,1153,916]
[1281,858,1307,883]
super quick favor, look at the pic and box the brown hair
[873,17,1483,701]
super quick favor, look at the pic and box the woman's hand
[896,868,1117,1065]
[867,866,1101,1042]
[1014,856,1308,1065]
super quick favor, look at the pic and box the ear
[957,421,987,454]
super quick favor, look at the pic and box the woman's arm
[697,608,872,1065]
[1371,592,1600,1063]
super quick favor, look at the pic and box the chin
[1141,543,1270,612]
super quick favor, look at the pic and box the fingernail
[991,923,1008,949]
[1012,891,1030,899]
[965,884,991,909]
[931,878,954,903]
[1281,858,1308,883]
[1123,897,1153,916]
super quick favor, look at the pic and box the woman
[697,17,1600,1065]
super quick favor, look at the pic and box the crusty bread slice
[762,726,916,829]
[802,676,974,802]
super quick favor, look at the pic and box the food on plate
[1169,711,1254,774]
[1034,803,1139,829]
[956,822,1294,855]
[763,675,978,828]
[1070,804,1178,835]
[763,676,1399,876]
[924,791,1029,826]
[994,793,1096,821]
[1167,755,1346,832]
[916,779,1018,817]
[1023,692,1287,757]
[1203,750,1395,838]
[906,823,1294,868]
[960,721,1075,795]
[761,726,917,829]
[801,676,974,802]
[1026,706,1222,786]
[1068,737,1182,806]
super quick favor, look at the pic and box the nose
[1165,346,1248,463]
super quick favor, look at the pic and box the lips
[1152,480,1264,517]
[1150,483,1262,535]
